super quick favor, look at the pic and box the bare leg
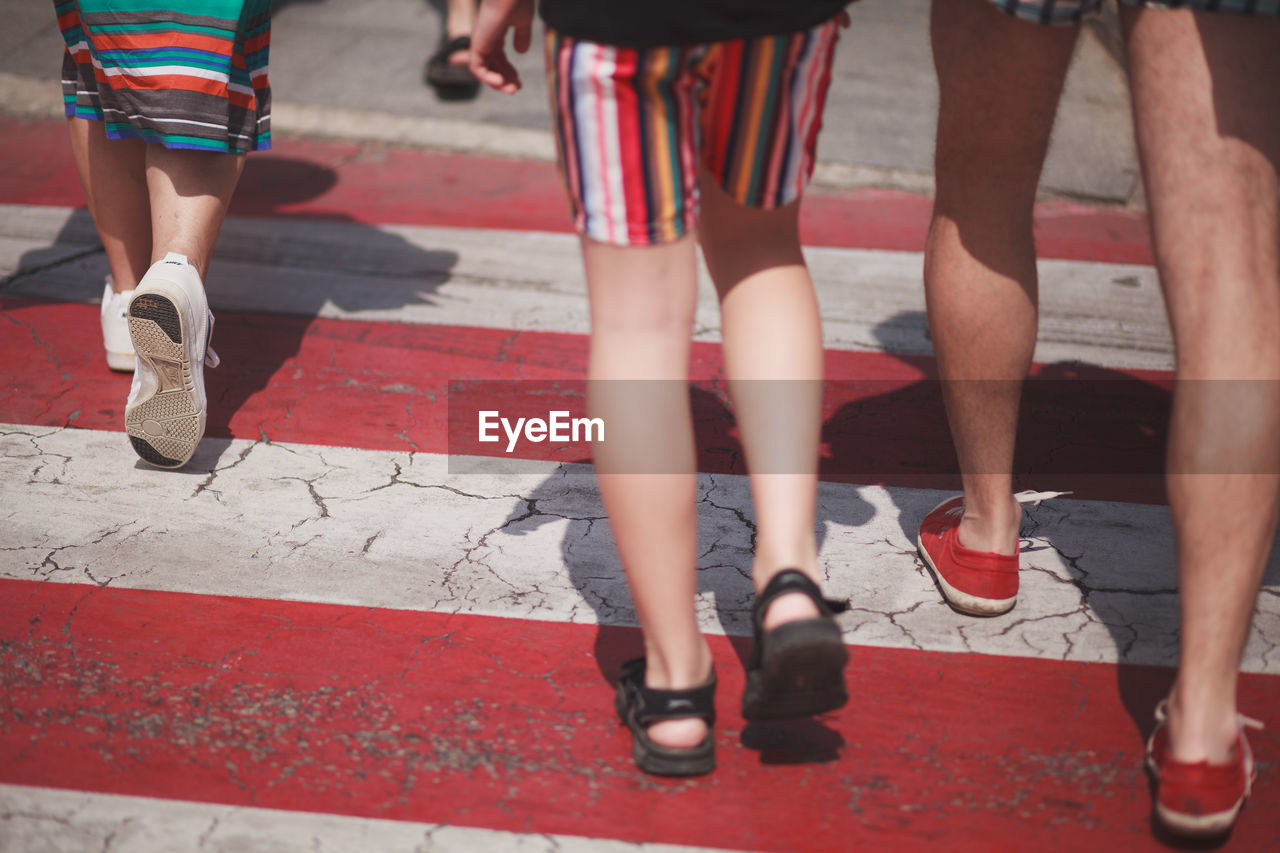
[66,117,151,292]
[698,171,823,628]
[1124,7,1280,763]
[445,0,476,57]
[65,120,243,286]
[583,237,712,750]
[146,146,245,280]
[926,0,1077,553]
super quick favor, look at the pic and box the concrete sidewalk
[2,0,1139,203]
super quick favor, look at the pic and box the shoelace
[1013,489,1072,505]
[204,312,220,368]
[943,489,1072,519]
[1153,698,1264,733]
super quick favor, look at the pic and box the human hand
[470,0,535,94]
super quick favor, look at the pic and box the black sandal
[425,35,480,99]
[741,569,849,721]
[614,657,716,776]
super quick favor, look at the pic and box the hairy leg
[926,0,1077,552]
[583,236,712,749]
[1124,6,1280,763]
[698,171,823,628]
[146,145,245,280]
[66,117,151,292]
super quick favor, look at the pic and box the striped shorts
[990,0,1279,24]
[546,16,843,247]
[55,0,271,153]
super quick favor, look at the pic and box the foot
[443,30,471,68]
[100,277,136,372]
[741,569,848,721]
[642,645,714,750]
[124,253,219,468]
[615,657,717,776]
[761,590,821,630]
[1147,698,1263,837]
[425,33,480,95]
[917,496,1020,615]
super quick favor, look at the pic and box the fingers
[473,58,522,94]
[469,0,529,93]
[513,23,532,55]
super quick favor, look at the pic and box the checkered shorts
[990,0,1279,25]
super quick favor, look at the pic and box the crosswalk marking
[2,118,1276,850]
[4,423,1278,673]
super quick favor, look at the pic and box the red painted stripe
[0,117,1153,262]
[1,298,1171,503]
[1,578,1275,851]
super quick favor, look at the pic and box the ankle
[955,495,1021,555]
[753,566,824,630]
[1166,688,1241,764]
[638,645,714,751]
[642,641,713,691]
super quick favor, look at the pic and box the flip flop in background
[425,34,480,100]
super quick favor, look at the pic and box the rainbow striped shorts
[545,16,843,247]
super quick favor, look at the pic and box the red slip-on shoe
[1146,699,1263,838]
[917,496,1019,615]
[915,491,1068,616]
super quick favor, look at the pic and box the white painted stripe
[2,424,1276,672]
[0,204,1176,370]
[0,784,730,853]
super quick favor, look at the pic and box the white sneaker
[124,253,220,468]
[100,276,136,372]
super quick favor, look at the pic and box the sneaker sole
[1145,753,1251,838]
[742,618,849,721]
[125,293,203,468]
[1154,798,1244,838]
[917,527,1017,617]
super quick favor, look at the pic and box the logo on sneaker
[156,360,184,392]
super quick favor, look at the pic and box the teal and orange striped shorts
[55,0,272,153]
[546,16,844,247]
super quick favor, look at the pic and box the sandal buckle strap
[755,569,847,622]
[618,658,716,726]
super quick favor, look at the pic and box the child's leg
[547,29,719,760]
[697,173,822,629]
[693,15,844,629]
[66,117,152,292]
[583,237,711,750]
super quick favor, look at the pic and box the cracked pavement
[4,424,1277,673]
[0,784,728,853]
